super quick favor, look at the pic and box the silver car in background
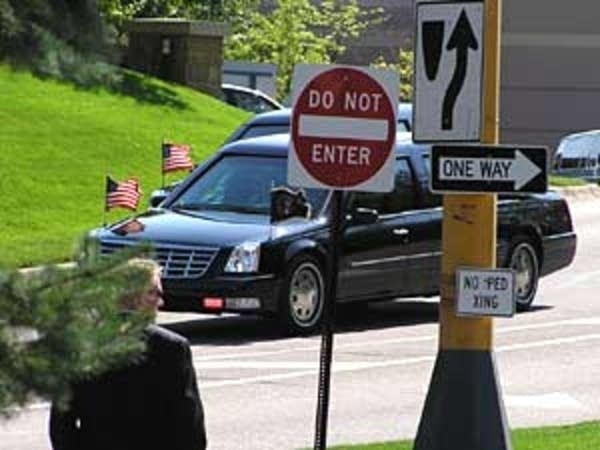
[553,130,600,181]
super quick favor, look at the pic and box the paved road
[2,197,599,450]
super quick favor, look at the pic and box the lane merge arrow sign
[431,144,548,193]
[414,1,484,143]
[442,9,479,131]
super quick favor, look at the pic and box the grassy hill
[0,65,250,267]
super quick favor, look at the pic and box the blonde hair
[117,258,161,310]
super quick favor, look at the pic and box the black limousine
[92,133,577,334]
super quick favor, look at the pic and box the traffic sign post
[414,1,514,450]
[288,64,398,450]
[414,1,485,142]
[431,144,548,193]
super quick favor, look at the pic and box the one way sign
[430,145,548,194]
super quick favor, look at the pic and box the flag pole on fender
[161,140,166,189]
[103,174,109,227]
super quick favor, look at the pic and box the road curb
[18,262,75,275]
[553,184,600,202]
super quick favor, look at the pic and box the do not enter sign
[288,65,398,191]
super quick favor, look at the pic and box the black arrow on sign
[442,10,478,130]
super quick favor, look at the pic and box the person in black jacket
[49,259,207,450]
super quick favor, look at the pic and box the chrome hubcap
[510,243,537,304]
[289,263,323,326]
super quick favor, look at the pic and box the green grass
[0,64,250,267]
[327,421,600,449]
[549,175,591,187]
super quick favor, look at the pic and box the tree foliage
[99,0,222,41]
[224,0,381,99]
[0,242,153,414]
[0,0,119,84]
[372,48,414,102]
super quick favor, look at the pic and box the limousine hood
[95,208,318,247]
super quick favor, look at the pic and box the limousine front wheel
[279,256,325,335]
[508,238,540,311]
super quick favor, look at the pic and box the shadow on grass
[27,63,190,110]
[105,70,189,110]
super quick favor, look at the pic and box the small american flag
[162,143,194,173]
[105,176,141,211]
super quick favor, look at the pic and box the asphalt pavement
[2,193,600,450]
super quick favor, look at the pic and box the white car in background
[554,130,600,181]
[221,83,284,113]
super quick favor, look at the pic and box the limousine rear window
[240,124,290,140]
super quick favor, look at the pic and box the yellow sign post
[414,1,512,449]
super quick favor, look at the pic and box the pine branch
[0,239,154,414]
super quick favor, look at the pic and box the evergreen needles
[0,239,154,414]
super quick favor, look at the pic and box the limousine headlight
[224,241,261,273]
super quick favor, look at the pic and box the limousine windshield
[170,155,329,217]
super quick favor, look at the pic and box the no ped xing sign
[456,267,516,318]
[288,64,399,192]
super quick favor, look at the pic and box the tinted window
[348,158,416,215]
[172,155,327,217]
[240,124,291,140]
[398,119,410,132]
[255,96,279,113]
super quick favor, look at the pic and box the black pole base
[414,349,512,450]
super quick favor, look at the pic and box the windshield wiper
[223,205,266,214]
[170,204,210,212]
[170,204,266,214]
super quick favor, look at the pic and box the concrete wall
[501,1,600,151]
[126,19,229,97]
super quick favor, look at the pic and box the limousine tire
[278,255,325,335]
[507,237,540,311]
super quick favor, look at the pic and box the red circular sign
[291,67,396,188]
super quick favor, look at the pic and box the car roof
[241,108,293,125]
[557,130,600,157]
[220,131,429,158]
[221,83,284,108]
[222,83,257,94]
[398,102,412,118]
[239,103,411,125]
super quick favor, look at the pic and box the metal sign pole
[313,189,344,450]
[415,1,512,449]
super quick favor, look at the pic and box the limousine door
[338,158,435,300]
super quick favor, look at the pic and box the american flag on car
[162,143,194,173]
[105,176,141,211]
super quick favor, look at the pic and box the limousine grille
[100,240,219,279]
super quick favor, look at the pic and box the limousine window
[348,158,416,215]
[239,124,290,140]
[171,155,328,217]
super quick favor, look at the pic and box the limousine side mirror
[270,186,311,223]
[149,190,168,208]
[348,207,379,225]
